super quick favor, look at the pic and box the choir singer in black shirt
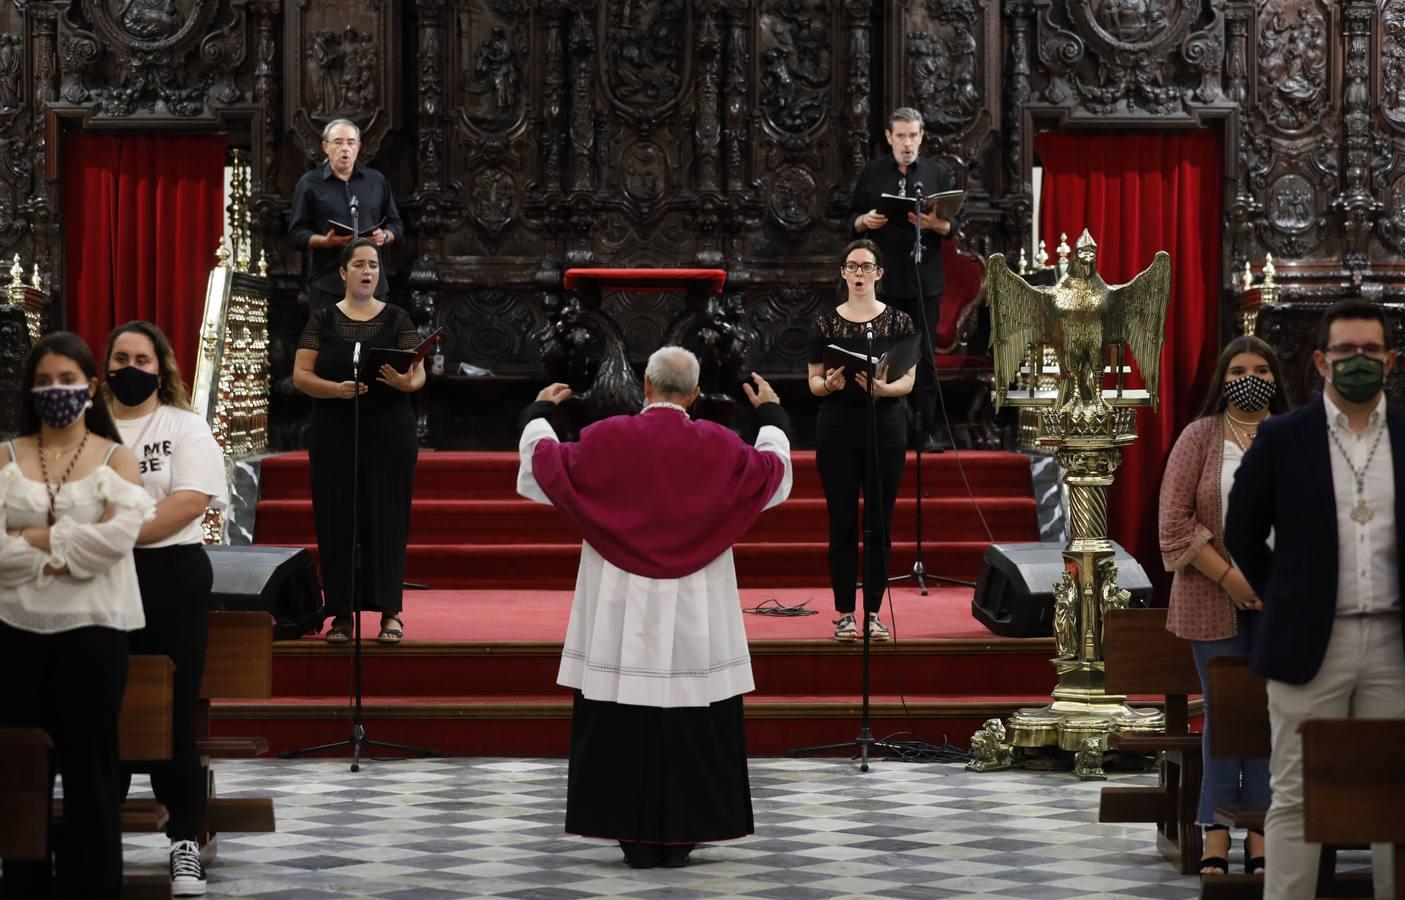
[847,107,959,453]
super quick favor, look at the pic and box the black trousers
[122,545,212,843]
[0,623,129,900]
[882,293,941,433]
[816,441,906,614]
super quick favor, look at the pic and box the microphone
[865,323,875,342]
[352,340,361,374]
[913,180,925,197]
[349,194,360,237]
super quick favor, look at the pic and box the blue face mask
[31,384,91,428]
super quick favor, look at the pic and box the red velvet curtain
[1036,130,1223,597]
[63,133,227,381]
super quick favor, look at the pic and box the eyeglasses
[1325,342,1389,357]
[326,138,359,148]
[842,262,879,275]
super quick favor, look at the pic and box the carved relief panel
[284,0,401,163]
[887,0,1000,210]
[1030,0,1226,116]
[56,0,249,117]
[0,5,29,258]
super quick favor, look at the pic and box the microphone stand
[788,325,905,772]
[888,182,967,594]
[283,340,438,770]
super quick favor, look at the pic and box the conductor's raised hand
[378,362,418,392]
[335,379,368,399]
[742,372,780,408]
[536,383,573,404]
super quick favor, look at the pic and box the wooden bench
[1098,607,1204,875]
[0,728,53,860]
[1304,719,1405,900]
[196,611,276,849]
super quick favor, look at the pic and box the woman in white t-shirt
[103,321,228,897]
[0,331,152,899]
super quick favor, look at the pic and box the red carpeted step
[210,692,1073,757]
[254,496,1040,546]
[273,541,996,589]
[269,641,1058,699]
[256,450,1035,502]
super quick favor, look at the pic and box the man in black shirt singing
[847,107,959,453]
[288,118,405,310]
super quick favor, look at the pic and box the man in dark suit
[847,107,959,453]
[1226,299,1405,899]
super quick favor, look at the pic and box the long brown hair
[102,320,192,410]
[1196,335,1290,418]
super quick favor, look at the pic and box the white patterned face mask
[1223,374,1275,413]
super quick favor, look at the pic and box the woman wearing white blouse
[104,321,228,897]
[0,331,152,900]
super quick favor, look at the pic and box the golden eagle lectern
[971,229,1172,779]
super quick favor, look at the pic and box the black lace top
[298,304,419,352]
[807,305,915,448]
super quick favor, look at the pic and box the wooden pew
[1303,719,1405,900]
[196,611,276,850]
[1098,607,1204,875]
[0,728,53,861]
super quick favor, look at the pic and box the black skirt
[565,692,753,844]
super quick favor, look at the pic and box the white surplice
[517,415,792,708]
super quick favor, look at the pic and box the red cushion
[562,268,728,295]
[936,242,984,349]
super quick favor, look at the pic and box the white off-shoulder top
[0,441,155,634]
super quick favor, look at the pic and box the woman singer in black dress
[293,238,424,643]
[807,239,917,643]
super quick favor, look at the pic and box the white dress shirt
[1323,393,1400,615]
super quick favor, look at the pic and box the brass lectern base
[1005,699,1164,780]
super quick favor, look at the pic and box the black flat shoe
[619,841,658,869]
[660,844,694,868]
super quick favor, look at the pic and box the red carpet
[255,450,1040,589]
[227,449,1058,756]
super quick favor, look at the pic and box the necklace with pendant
[1327,421,1386,524]
[1224,415,1256,451]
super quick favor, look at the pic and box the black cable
[744,597,819,617]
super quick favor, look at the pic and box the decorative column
[694,0,722,193]
[1336,0,1381,275]
[842,0,871,184]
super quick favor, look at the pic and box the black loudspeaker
[971,541,1152,638]
[206,545,323,640]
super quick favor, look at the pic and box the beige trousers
[1265,614,1405,900]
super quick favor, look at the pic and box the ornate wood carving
[283,0,400,163]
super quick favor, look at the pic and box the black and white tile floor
[125,758,1211,898]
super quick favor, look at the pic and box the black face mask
[107,366,159,408]
[1224,375,1276,413]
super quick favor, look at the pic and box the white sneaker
[170,839,207,896]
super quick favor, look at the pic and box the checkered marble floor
[124,757,1209,898]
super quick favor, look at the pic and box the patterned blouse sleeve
[1158,419,1216,571]
[298,307,323,352]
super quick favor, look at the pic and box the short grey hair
[889,107,924,130]
[321,118,361,142]
[644,346,700,397]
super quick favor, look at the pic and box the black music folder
[874,189,965,223]
[360,328,444,381]
[820,333,923,396]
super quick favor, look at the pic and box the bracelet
[1215,565,1233,586]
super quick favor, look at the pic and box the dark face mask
[1330,354,1387,404]
[1224,374,1276,413]
[107,366,159,407]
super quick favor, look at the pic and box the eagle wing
[986,252,1054,410]
[1104,251,1172,410]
